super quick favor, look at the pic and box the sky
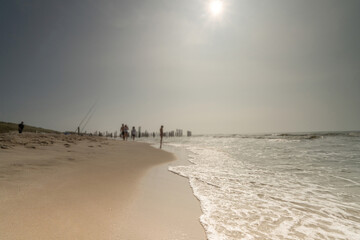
[1,0,360,134]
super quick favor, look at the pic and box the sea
[141,132,360,240]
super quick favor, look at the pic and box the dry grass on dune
[0,121,59,134]
[0,132,106,150]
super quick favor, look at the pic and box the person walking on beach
[160,125,164,149]
[18,121,24,133]
[121,124,125,140]
[131,126,136,141]
[124,125,129,141]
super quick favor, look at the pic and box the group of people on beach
[18,121,164,149]
[120,124,136,141]
[120,124,164,149]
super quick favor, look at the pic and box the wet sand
[0,132,205,239]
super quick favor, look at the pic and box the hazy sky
[1,0,359,134]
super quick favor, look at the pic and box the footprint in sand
[25,145,36,149]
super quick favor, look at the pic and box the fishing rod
[81,108,95,133]
[75,101,97,133]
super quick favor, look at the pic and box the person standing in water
[160,125,164,149]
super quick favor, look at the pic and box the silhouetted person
[18,121,24,133]
[125,125,129,141]
[121,124,125,140]
[131,126,136,141]
[160,125,164,149]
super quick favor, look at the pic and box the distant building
[175,129,183,137]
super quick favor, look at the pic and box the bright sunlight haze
[209,0,223,16]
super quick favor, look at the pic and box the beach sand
[0,132,205,239]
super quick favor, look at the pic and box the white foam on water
[166,135,360,240]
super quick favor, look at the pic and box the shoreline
[0,132,205,239]
[121,145,206,239]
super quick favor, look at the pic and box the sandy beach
[0,132,205,239]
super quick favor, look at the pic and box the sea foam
[148,133,360,239]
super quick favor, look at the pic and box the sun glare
[209,0,223,16]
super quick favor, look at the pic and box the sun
[209,0,223,16]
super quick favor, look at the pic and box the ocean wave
[211,131,360,140]
[165,135,360,240]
